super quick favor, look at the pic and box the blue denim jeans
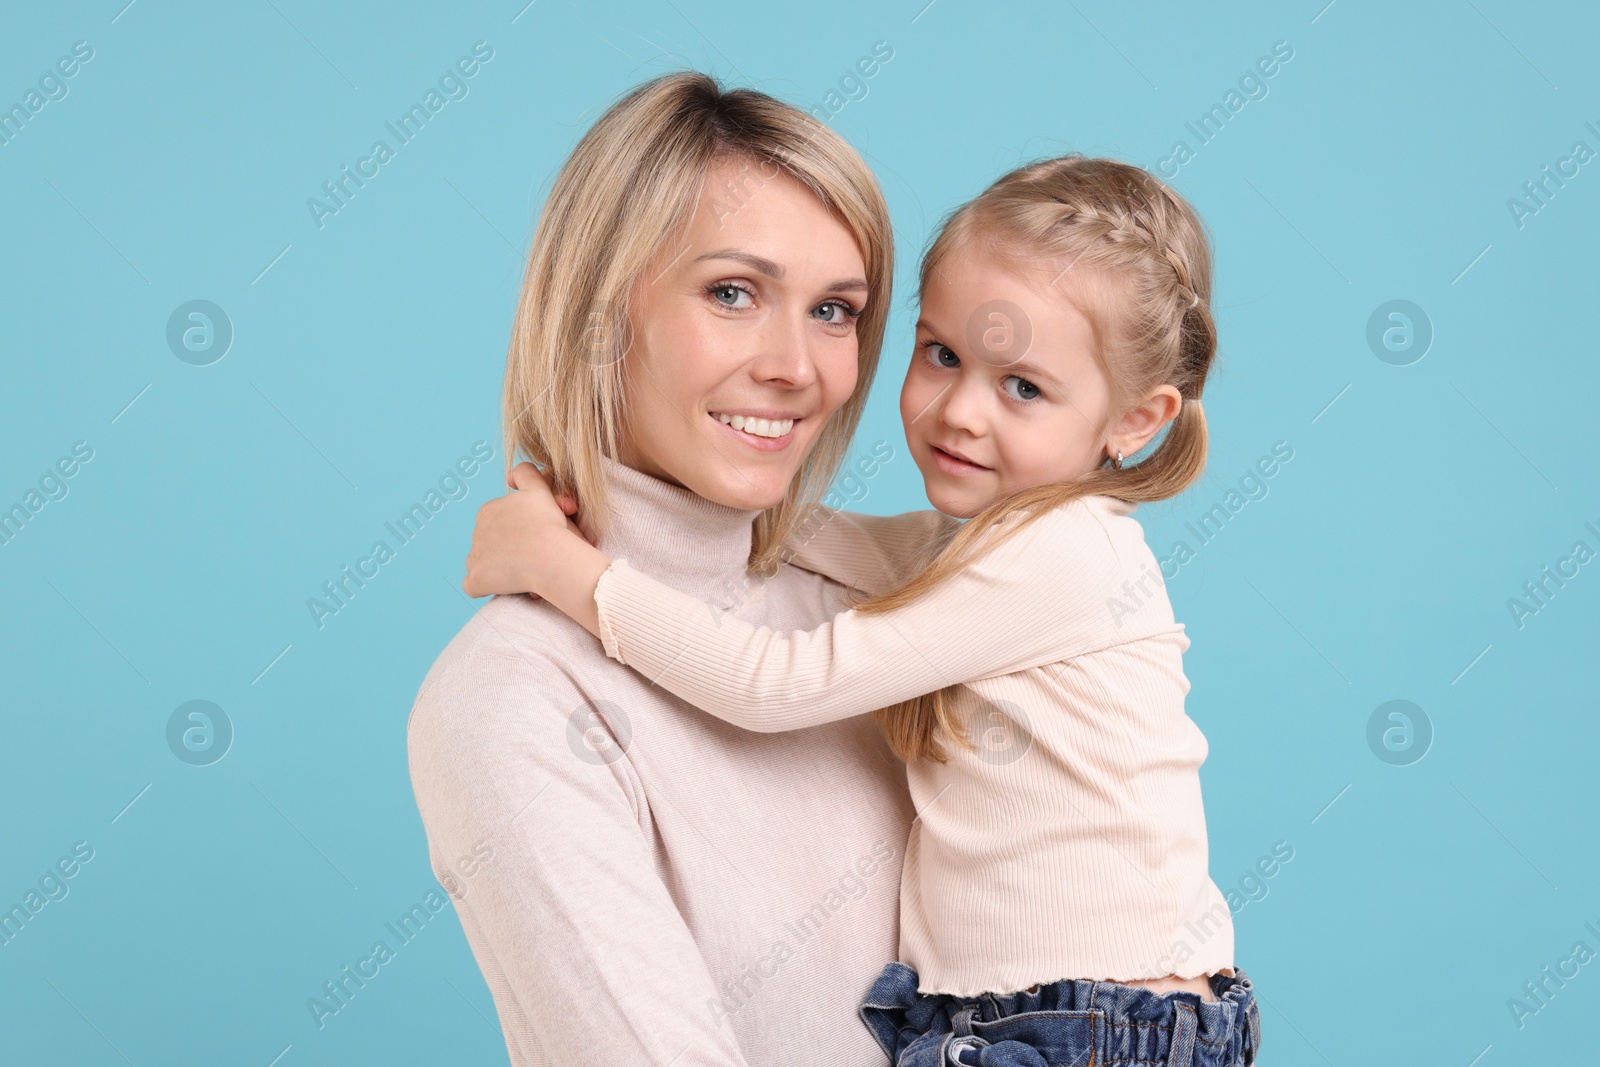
[858,962,1260,1067]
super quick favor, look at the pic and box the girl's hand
[462,462,588,599]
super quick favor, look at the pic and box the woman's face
[617,156,870,510]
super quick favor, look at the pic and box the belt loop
[1170,1001,1198,1067]
[952,1004,979,1037]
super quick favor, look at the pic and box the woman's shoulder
[405,593,655,856]
[407,594,593,741]
[427,592,574,668]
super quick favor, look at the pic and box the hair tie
[1189,292,1199,309]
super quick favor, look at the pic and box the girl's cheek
[902,371,928,412]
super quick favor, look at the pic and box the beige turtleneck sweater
[592,495,1235,996]
[406,454,914,1066]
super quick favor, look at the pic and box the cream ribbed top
[408,455,913,1066]
[594,495,1234,996]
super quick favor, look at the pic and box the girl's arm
[460,464,957,602]
[780,506,963,597]
[526,493,1133,733]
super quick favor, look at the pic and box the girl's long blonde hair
[503,71,895,572]
[861,155,1219,763]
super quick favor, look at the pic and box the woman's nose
[747,310,818,388]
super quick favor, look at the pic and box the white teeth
[712,412,794,439]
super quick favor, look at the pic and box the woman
[406,72,909,1066]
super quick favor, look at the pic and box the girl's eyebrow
[915,318,1065,388]
[694,248,868,293]
[998,357,1064,389]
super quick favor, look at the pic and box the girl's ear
[1109,384,1183,459]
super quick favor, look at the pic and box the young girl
[466,156,1261,1067]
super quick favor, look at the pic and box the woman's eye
[1003,376,1042,402]
[813,300,859,326]
[708,284,753,309]
[924,341,960,368]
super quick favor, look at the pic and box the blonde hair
[502,71,894,573]
[861,155,1219,763]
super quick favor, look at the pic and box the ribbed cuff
[592,556,737,697]
[593,558,629,663]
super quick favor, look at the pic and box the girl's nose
[935,373,989,436]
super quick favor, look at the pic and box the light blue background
[2,1,1596,1063]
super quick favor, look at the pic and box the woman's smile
[709,409,801,452]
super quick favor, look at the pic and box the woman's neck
[590,453,763,604]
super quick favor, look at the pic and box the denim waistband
[858,962,1260,1067]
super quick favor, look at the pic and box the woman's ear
[1109,384,1183,458]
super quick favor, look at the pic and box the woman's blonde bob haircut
[503,71,894,572]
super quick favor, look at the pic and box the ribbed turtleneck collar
[585,453,762,604]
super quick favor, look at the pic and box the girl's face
[617,156,870,511]
[900,246,1172,518]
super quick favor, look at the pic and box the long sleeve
[595,501,1128,732]
[406,634,752,1067]
[780,505,963,597]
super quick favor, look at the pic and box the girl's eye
[813,300,860,326]
[707,283,754,309]
[1003,376,1042,402]
[921,340,960,368]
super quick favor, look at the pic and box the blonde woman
[406,72,909,1066]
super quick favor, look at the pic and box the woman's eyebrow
[693,249,867,292]
[694,249,784,278]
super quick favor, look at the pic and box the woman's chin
[664,457,795,512]
[711,468,797,511]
